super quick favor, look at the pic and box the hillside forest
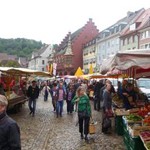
[0,38,44,57]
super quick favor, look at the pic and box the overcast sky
[0,0,149,44]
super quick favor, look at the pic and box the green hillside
[0,38,44,57]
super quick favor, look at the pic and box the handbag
[78,110,89,118]
[102,117,111,131]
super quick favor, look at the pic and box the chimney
[127,11,133,18]
[89,18,92,22]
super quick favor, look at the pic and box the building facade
[53,19,99,76]
[83,38,96,74]
[28,44,53,71]
[96,9,144,69]
[120,8,150,51]
[139,17,150,49]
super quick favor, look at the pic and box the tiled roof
[98,8,144,39]
[138,9,150,30]
[141,18,150,30]
[0,53,8,60]
[8,55,17,60]
[56,28,83,55]
[121,8,150,36]
[0,53,17,61]
[33,44,49,57]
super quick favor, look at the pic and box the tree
[0,60,21,67]
[0,38,44,58]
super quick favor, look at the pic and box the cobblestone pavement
[10,94,126,150]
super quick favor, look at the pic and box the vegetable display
[126,114,142,121]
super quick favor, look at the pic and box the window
[124,38,127,45]
[116,39,119,45]
[93,47,96,52]
[42,68,44,71]
[107,41,110,47]
[145,44,149,49]
[122,39,125,46]
[121,40,123,46]
[146,31,149,38]
[141,32,144,39]
[129,37,132,43]
[42,60,45,65]
[140,45,144,49]
[134,35,138,42]
[127,38,130,44]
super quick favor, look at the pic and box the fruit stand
[112,100,150,150]
[101,49,150,150]
[0,67,51,111]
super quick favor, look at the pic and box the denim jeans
[56,100,63,117]
[44,93,48,101]
[79,116,90,135]
[67,100,72,113]
[28,98,36,114]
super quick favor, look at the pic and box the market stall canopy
[74,67,84,77]
[63,75,77,79]
[0,67,52,77]
[80,74,92,80]
[115,49,150,70]
[100,55,116,75]
[100,49,150,75]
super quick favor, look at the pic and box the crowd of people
[0,76,143,148]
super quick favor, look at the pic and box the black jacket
[27,85,39,99]
[0,112,21,150]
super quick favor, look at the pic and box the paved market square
[10,94,125,150]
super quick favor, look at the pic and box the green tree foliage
[53,44,58,50]
[0,60,21,67]
[0,38,44,57]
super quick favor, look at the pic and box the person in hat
[0,95,21,150]
[27,80,40,117]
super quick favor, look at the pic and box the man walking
[0,95,21,150]
[27,80,39,117]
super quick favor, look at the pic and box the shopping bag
[102,117,111,133]
[74,112,79,126]
[106,109,114,118]
[89,118,97,134]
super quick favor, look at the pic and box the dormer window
[130,23,136,31]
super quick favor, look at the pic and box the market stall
[100,49,150,78]
[0,67,52,111]
[99,49,150,150]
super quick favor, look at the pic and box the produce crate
[124,135,146,150]
[123,124,146,150]
[115,116,124,135]
[114,108,130,116]
[129,126,150,138]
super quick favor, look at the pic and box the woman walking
[66,84,75,114]
[42,83,50,101]
[72,86,91,141]
[56,83,66,117]
[50,83,58,112]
